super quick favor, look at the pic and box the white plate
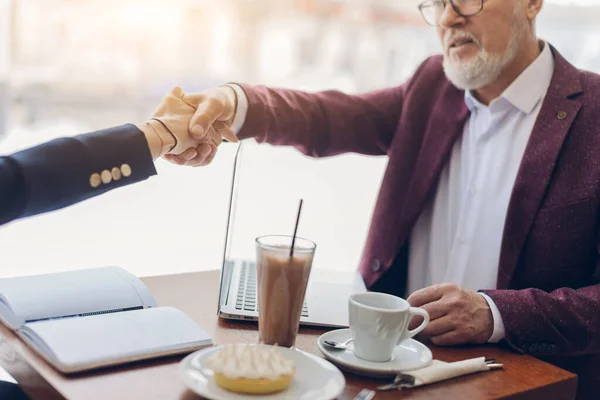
[180,344,345,400]
[317,329,433,378]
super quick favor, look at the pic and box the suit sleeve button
[89,173,101,188]
[529,344,538,353]
[101,170,112,184]
[120,164,132,177]
[111,167,122,181]
[538,344,547,353]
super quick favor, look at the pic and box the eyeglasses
[418,0,484,27]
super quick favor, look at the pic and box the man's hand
[406,284,494,346]
[163,85,239,167]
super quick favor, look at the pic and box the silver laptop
[217,142,367,328]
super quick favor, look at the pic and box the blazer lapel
[397,86,469,242]
[497,47,583,289]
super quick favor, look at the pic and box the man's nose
[439,2,467,29]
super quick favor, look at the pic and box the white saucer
[317,329,433,378]
[180,344,345,400]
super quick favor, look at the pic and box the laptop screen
[216,141,243,313]
[216,139,385,313]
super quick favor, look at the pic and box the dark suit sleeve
[0,123,157,226]
[0,156,26,224]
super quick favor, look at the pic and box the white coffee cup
[348,292,429,362]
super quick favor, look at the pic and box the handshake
[139,85,240,166]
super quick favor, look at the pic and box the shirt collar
[464,41,555,114]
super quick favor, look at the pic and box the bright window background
[0,0,599,279]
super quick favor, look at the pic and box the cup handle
[401,307,430,342]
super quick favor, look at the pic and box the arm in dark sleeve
[0,156,26,225]
[0,123,157,226]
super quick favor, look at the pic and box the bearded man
[168,1,600,397]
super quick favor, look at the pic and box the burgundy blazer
[236,44,600,398]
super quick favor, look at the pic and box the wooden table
[0,270,577,400]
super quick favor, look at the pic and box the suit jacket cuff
[478,292,506,343]
[10,124,157,219]
[0,156,27,225]
[226,83,249,135]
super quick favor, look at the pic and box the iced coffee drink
[255,235,316,347]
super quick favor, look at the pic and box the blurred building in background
[1,0,598,145]
[0,0,599,279]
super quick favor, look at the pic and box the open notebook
[0,266,212,373]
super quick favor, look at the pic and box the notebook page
[0,267,154,328]
[20,307,212,372]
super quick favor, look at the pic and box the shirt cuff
[478,292,506,343]
[226,83,249,135]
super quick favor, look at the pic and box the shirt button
[371,259,382,273]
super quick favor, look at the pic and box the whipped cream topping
[208,344,295,380]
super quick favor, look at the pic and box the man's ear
[526,0,544,20]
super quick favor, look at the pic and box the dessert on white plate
[207,344,295,394]
[180,343,346,400]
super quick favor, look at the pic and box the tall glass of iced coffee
[255,235,316,348]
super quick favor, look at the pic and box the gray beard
[442,11,525,90]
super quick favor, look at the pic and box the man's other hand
[406,283,494,346]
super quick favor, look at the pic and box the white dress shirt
[408,42,554,342]
[228,41,555,343]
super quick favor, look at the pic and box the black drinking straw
[290,199,303,257]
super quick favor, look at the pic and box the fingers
[179,147,199,161]
[163,121,233,168]
[408,300,448,330]
[214,121,239,143]
[155,86,237,146]
[163,148,197,165]
[206,125,224,147]
[169,86,186,99]
[187,94,229,140]
[156,85,237,166]
[408,315,425,331]
[164,143,212,166]
[430,330,466,346]
[407,286,443,308]
[407,283,461,308]
[420,300,449,321]
[197,143,218,166]
[421,315,455,337]
[180,143,216,167]
[163,153,188,166]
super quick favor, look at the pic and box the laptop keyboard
[236,262,257,312]
[235,262,309,318]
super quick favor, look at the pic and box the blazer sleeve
[0,124,157,226]
[482,281,600,356]
[234,70,426,158]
